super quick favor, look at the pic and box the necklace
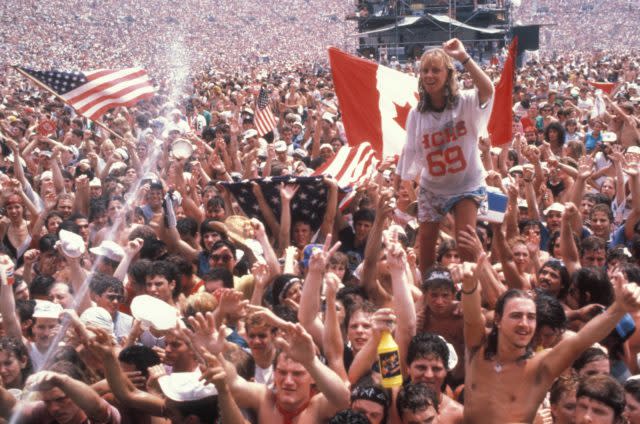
[494,361,503,373]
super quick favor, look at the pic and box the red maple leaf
[393,101,412,130]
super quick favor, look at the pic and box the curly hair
[417,49,460,113]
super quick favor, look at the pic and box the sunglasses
[105,294,123,302]
[211,254,233,263]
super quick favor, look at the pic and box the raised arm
[278,323,350,418]
[456,254,487,351]
[323,272,348,381]
[277,183,298,253]
[622,159,640,240]
[26,371,114,422]
[559,203,581,276]
[0,256,22,339]
[443,38,494,105]
[318,178,338,242]
[492,223,530,290]
[298,236,341,347]
[541,271,640,382]
[386,239,417,374]
[361,192,393,306]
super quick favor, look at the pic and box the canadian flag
[328,47,418,159]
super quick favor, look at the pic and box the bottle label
[378,350,402,380]
[4,266,14,286]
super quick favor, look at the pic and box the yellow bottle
[377,330,403,388]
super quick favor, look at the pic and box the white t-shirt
[397,89,493,196]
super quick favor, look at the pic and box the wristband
[460,280,478,295]
[461,56,471,66]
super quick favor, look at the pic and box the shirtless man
[417,267,465,384]
[220,319,350,423]
[459,254,640,423]
[404,333,463,424]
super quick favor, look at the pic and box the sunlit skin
[56,198,73,219]
[41,387,86,424]
[208,245,236,272]
[575,396,617,424]
[440,249,461,267]
[46,215,63,234]
[163,332,197,372]
[535,325,563,350]
[512,242,531,274]
[400,405,438,424]
[582,248,607,269]
[497,298,536,351]
[145,274,175,304]
[273,354,314,411]
[74,218,90,243]
[92,288,121,318]
[624,392,640,424]
[408,355,447,393]
[550,390,577,424]
[49,283,74,309]
[425,288,454,317]
[351,399,385,424]
[347,310,373,354]
[420,55,448,101]
[354,221,372,243]
[32,317,59,352]
[293,222,312,248]
[0,351,27,389]
[202,231,222,252]
[590,211,612,240]
[547,211,563,233]
[600,178,615,200]
[146,188,164,211]
[578,358,610,378]
[247,326,276,368]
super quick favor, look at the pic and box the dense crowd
[0,1,640,424]
[512,0,640,54]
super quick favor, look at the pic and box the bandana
[278,277,301,305]
[350,385,389,407]
[276,397,310,424]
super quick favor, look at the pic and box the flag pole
[12,66,125,141]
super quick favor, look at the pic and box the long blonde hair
[417,48,460,112]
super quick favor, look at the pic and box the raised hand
[442,38,468,61]
[622,157,639,177]
[371,308,397,335]
[279,183,299,202]
[198,353,229,392]
[274,323,316,367]
[307,233,341,274]
[563,202,579,220]
[384,238,406,275]
[250,218,267,240]
[577,156,594,179]
[125,238,144,256]
[182,312,226,356]
[324,271,341,298]
[86,326,117,360]
[216,289,248,320]
[612,270,640,313]
[457,225,483,261]
[251,261,270,289]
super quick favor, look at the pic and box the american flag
[254,87,277,136]
[221,176,328,231]
[17,67,155,121]
[313,142,379,210]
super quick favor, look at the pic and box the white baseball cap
[89,240,125,262]
[33,300,63,320]
[158,371,218,402]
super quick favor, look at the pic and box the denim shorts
[418,186,487,223]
